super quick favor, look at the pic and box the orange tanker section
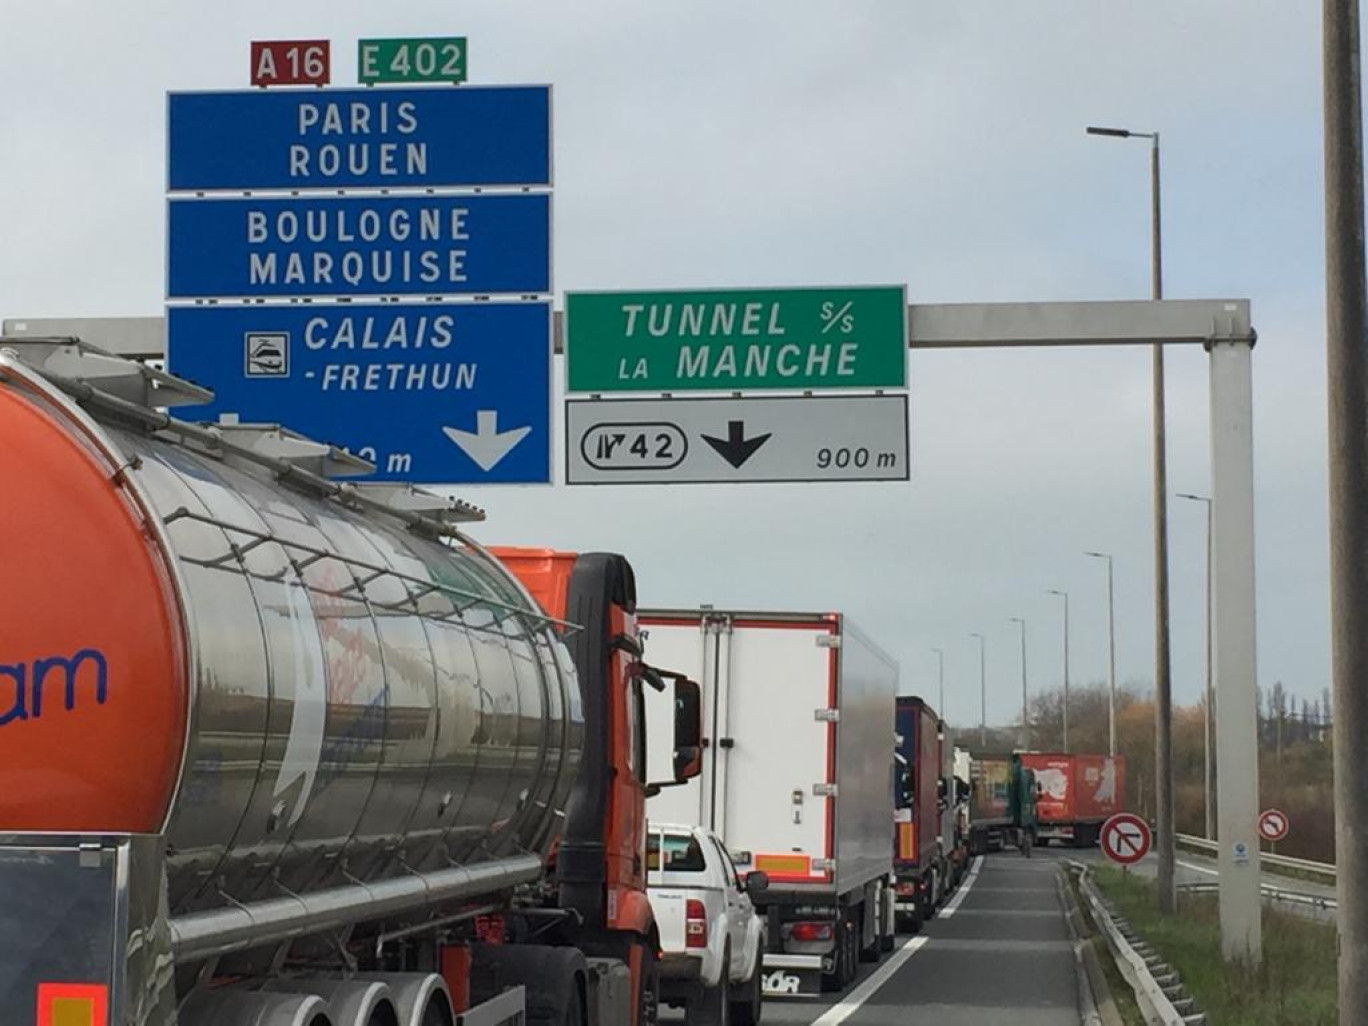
[0,386,189,833]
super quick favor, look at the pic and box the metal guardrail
[1175,833,1337,882]
[1076,864,1204,1025]
[1177,880,1338,912]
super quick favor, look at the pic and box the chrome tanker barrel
[0,339,583,925]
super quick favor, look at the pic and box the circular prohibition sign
[1100,812,1152,866]
[1259,808,1290,842]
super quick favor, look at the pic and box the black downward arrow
[702,420,772,469]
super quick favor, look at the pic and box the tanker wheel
[420,1000,453,1026]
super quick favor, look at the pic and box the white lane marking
[809,935,929,1026]
[808,858,984,1026]
[938,857,983,919]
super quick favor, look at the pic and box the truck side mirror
[672,678,703,782]
[745,870,770,896]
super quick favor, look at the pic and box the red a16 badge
[251,39,331,87]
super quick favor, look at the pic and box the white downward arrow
[443,410,532,472]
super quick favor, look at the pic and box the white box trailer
[639,609,899,997]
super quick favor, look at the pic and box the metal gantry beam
[7,298,1263,962]
[9,299,1254,359]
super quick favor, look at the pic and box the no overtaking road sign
[1100,813,1152,866]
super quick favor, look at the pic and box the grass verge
[1091,864,1336,1026]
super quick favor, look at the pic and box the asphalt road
[747,853,1082,1026]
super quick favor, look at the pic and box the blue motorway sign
[168,86,551,190]
[167,302,551,484]
[167,193,550,299]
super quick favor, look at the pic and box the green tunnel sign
[565,286,907,392]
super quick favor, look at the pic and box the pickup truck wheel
[686,944,730,1026]
[637,942,659,1026]
[729,955,762,1026]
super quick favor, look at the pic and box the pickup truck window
[708,837,741,890]
[647,832,707,872]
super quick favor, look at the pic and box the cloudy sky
[0,2,1332,728]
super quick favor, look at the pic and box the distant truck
[968,754,1039,855]
[640,609,899,997]
[946,746,973,884]
[1017,753,1126,847]
[892,696,944,931]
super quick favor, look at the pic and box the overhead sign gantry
[163,46,554,485]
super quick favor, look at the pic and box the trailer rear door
[642,613,837,886]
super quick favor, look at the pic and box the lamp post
[1048,589,1071,752]
[1010,617,1029,749]
[933,647,945,717]
[1087,123,1176,916]
[1179,491,1215,840]
[971,633,986,748]
[1085,551,1117,756]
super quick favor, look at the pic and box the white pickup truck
[648,822,768,1026]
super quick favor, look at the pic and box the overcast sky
[0,2,1333,728]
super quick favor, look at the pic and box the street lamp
[1048,589,1071,752]
[1179,491,1216,840]
[1087,122,1176,916]
[1010,617,1029,749]
[970,633,986,748]
[932,647,945,717]
[1085,550,1118,756]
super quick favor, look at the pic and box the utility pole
[971,633,986,749]
[1149,130,1177,919]
[1010,617,1029,749]
[1179,492,1216,840]
[1325,1,1368,1017]
[1048,589,1070,752]
[1086,122,1176,916]
[933,647,945,717]
[1084,550,1118,755]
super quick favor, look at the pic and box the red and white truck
[1016,753,1126,847]
[638,610,899,997]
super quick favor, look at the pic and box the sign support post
[1210,337,1261,964]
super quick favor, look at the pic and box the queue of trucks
[0,337,1131,1025]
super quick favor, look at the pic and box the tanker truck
[0,337,703,1026]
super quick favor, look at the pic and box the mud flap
[759,955,824,998]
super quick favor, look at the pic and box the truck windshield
[647,832,707,873]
